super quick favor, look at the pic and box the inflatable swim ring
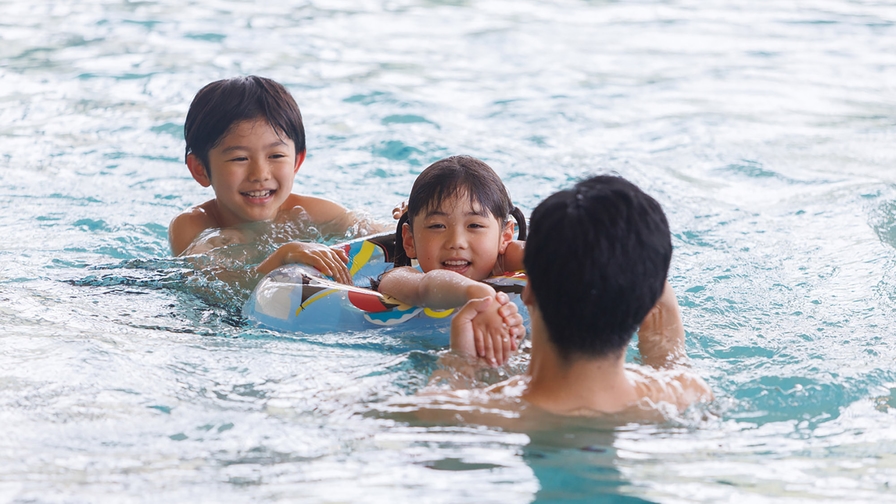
[242,232,528,334]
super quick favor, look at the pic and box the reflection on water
[1,0,895,501]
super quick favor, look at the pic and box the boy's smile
[190,118,304,228]
[403,193,513,281]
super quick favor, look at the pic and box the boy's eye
[228,156,248,162]
[426,223,446,230]
[270,153,287,159]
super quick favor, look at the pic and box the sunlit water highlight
[1,0,895,502]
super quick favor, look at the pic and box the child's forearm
[637,280,686,368]
[416,270,496,309]
[379,268,496,309]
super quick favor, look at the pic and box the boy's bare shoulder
[283,193,350,223]
[627,365,714,410]
[169,200,218,256]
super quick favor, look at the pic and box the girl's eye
[426,223,446,230]
[468,222,487,229]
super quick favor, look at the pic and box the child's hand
[495,291,526,347]
[392,201,407,220]
[449,296,492,360]
[473,294,516,366]
[258,242,352,284]
[449,295,517,367]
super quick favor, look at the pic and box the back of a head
[523,175,672,360]
[184,75,305,173]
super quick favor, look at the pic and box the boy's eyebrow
[220,140,288,153]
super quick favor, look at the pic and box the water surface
[1,0,895,502]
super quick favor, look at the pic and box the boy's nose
[247,159,271,181]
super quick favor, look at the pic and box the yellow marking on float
[349,241,376,277]
[295,290,338,316]
[423,307,454,318]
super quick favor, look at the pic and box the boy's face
[402,193,513,281]
[188,119,303,227]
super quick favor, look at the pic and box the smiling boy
[169,76,384,282]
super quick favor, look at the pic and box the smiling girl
[377,156,528,363]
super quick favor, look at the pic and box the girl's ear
[401,222,417,259]
[294,150,306,174]
[499,220,514,254]
[186,154,211,187]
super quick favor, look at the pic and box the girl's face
[402,192,514,280]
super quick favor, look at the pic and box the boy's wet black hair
[523,175,672,361]
[393,155,527,267]
[184,75,305,177]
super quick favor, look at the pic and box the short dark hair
[184,75,305,175]
[523,175,672,361]
[393,155,527,266]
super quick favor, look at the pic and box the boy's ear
[294,150,306,174]
[401,222,417,259]
[186,154,211,187]
[521,282,536,307]
[498,221,514,254]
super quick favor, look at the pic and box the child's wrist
[465,282,496,301]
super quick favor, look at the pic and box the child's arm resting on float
[254,242,352,284]
[377,267,497,309]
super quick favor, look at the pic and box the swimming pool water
[2,0,895,502]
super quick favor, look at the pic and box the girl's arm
[378,267,496,309]
[500,240,526,273]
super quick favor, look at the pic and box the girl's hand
[392,201,408,220]
[257,242,352,284]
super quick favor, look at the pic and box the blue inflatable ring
[242,232,528,334]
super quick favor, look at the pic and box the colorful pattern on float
[242,232,528,334]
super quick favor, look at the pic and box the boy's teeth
[244,190,272,197]
[444,260,469,266]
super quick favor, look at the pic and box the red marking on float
[348,290,391,313]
